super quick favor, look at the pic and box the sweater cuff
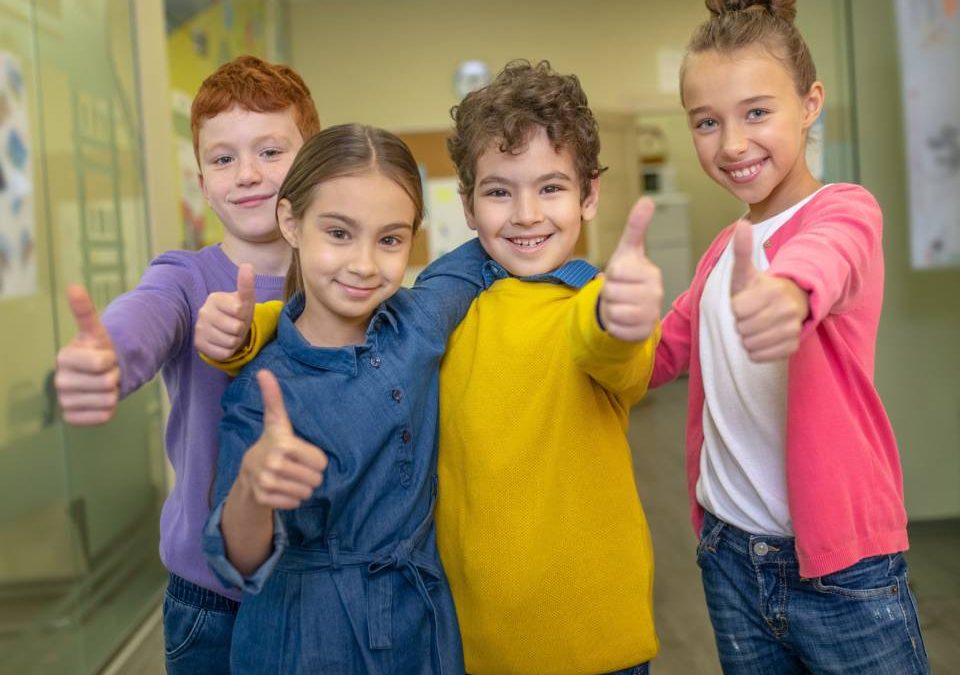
[199,300,284,376]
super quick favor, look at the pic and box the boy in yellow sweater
[197,60,663,675]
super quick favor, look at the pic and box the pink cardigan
[651,183,908,578]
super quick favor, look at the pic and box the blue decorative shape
[7,129,27,171]
[6,60,23,98]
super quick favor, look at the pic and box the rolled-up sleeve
[202,499,288,594]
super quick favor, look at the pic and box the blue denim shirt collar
[481,257,599,289]
[278,293,398,375]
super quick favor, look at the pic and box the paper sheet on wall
[425,177,474,261]
[0,52,36,299]
[896,0,960,269]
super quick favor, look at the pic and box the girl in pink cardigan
[652,1,929,673]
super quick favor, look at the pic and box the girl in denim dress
[202,124,488,674]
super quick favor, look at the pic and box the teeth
[730,163,762,179]
[510,237,546,248]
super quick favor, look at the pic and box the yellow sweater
[438,277,659,674]
[207,277,660,673]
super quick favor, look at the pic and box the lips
[231,193,275,208]
[336,281,378,299]
[724,159,766,183]
[506,234,550,250]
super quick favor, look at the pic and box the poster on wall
[425,177,474,261]
[895,0,960,269]
[0,51,36,299]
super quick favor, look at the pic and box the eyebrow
[477,171,574,187]
[203,134,291,155]
[315,213,414,231]
[687,95,776,117]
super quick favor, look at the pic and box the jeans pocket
[695,514,723,564]
[810,554,900,599]
[163,591,207,659]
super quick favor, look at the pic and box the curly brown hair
[190,55,321,165]
[447,60,606,212]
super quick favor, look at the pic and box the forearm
[221,476,276,576]
[570,279,659,402]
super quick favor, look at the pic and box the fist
[55,285,120,425]
[729,221,809,362]
[600,197,663,341]
[195,263,256,361]
[239,370,328,511]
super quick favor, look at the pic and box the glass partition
[0,1,166,673]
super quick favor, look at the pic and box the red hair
[190,55,320,164]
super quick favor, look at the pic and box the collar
[277,293,398,375]
[480,258,599,289]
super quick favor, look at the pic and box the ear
[460,192,478,232]
[580,176,601,222]
[801,81,825,130]
[276,198,300,248]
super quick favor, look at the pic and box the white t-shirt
[696,188,826,536]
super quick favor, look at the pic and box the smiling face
[197,105,304,249]
[682,45,824,222]
[278,170,415,347]
[465,126,598,277]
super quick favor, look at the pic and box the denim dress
[203,240,488,674]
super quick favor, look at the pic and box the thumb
[257,369,292,435]
[613,196,655,257]
[236,263,256,319]
[66,284,111,348]
[730,220,758,296]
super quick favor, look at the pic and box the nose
[235,154,262,186]
[720,124,749,159]
[510,191,543,227]
[347,241,377,278]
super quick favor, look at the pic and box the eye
[746,108,768,121]
[541,184,565,195]
[380,235,404,247]
[327,228,350,240]
[261,147,283,159]
[483,188,509,198]
[211,155,233,167]
[694,118,718,131]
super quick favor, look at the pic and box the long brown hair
[681,0,817,103]
[278,124,424,300]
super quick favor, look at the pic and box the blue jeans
[163,573,239,675]
[697,511,928,674]
[604,662,650,675]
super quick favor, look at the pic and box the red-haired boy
[53,55,319,675]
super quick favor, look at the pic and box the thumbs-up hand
[54,284,120,425]
[195,264,257,360]
[237,370,328,511]
[729,220,809,362]
[599,197,663,341]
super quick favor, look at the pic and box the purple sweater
[103,244,284,599]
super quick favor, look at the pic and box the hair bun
[704,0,797,23]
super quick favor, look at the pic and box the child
[437,60,662,675]
[199,61,665,675]
[53,55,319,675]
[201,124,491,674]
[651,1,929,673]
